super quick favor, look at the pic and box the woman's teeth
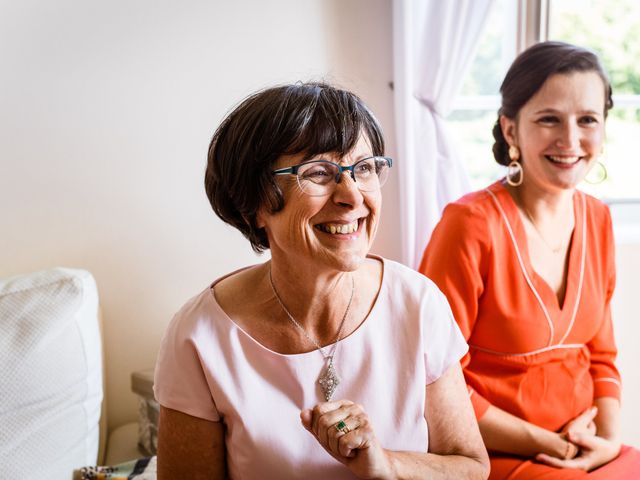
[547,155,580,164]
[318,221,358,234]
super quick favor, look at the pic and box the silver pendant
[318,357,340,401]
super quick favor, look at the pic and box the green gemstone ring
[335,420,347,432]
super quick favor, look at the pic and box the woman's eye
[301,164,335,182]
[537,116,558,124]
[356,163,373,173]
[304,169,330,178]
[580,116,598,124]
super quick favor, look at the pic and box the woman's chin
[319,250,368,273]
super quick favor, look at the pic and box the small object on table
[131,369,158,457]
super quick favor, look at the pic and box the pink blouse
[154,257,467,479]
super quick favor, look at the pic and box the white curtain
[393,0,495,268]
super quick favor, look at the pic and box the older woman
[153,83,488,479]
[421,42,640,478]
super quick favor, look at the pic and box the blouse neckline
[207,254,387,359]
[486,181,587,346]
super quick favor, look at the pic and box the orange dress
[420,181,640,479]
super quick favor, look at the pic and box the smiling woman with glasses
[153,82,489,480]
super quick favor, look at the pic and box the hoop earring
[506,145,523,187]
[506,160,524,187]
[585,161,608,184]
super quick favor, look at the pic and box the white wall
[610,240,640,447]
[0,0,400,430]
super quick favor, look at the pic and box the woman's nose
[334,168,355,184]
[332,171,363,206]
[556,121,581,150]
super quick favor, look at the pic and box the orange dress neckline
[485,181,586,346]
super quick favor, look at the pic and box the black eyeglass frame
[272,156,393,194]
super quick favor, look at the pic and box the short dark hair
[205,82,385,252]
[492,41,613,166]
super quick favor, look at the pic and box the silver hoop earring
[506,160,523,187]
[585,161,608,184]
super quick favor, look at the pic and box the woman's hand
[536,430,621,471]
[478,404,579,460]
[561,406,598,439]
[300,399,393,480]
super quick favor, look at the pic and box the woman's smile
[314,218,362,236]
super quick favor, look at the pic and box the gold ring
[334,420,349,434]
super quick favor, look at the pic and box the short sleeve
[422,285,469,385]
[153,300,220,422]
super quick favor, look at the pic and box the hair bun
[492,120,510,166]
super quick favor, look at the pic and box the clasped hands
[300,399,393,480]
[536,406,621,471]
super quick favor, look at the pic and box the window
[548,0,640,200]
[447,0,512,191]
[449,0,640,201]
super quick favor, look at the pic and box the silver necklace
[268,265,354,401]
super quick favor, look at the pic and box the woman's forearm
[377,365,489,479]
[593,397,621,441]
[385,450,488,480]
[478,405,569,458]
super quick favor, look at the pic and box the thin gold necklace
[521,206,567,254]
[268,265,354,401]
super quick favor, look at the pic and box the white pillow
[0,268,102,479]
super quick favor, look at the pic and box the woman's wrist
[528,424,569,458]
[378,449,399,480]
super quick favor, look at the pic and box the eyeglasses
[272,156,393,197]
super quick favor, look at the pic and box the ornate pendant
[318,357,340,401]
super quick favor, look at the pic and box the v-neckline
[497,182,582,313]
[487,181,587,346]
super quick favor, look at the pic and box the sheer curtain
[393,0,495,268]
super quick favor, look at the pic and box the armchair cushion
[0,268,103,478]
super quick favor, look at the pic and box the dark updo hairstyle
[205,82,385,252]
[492,41,613,166]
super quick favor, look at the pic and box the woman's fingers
[336,415,371,457]
[537,433,622,472]
[567,431,600,450]
[312,401,358,446]
[301,401,393,479]
[535,452,587,470]
[300,408,313,432]
[302,400,374,459]
[564,406,598,436]
[329,415,363,457]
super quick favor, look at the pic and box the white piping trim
[594,377,622,387]
[470,343,584,357]
[485,188,555,346]
[559,192,587,344]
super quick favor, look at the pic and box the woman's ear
[254,209,266,229]
[499,115,517,148]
